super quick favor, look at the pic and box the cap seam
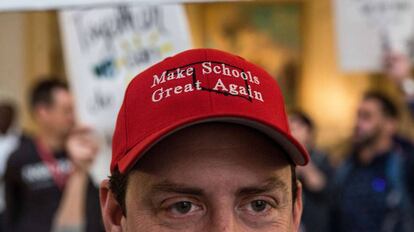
[204,49,214,112]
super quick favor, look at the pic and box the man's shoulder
[7,134,38,167]
[393,136,414,160]
[333,156,355,186]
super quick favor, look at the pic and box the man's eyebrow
[149,180,205,196]
[236,177,288,196]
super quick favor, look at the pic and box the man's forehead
[148,176,289,194]
[360,99,385,115]
[126,122,294,202]
[128,169,292,199]
[133,122,291,173]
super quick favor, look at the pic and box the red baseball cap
[111,48,309,174]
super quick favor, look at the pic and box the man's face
[101,123,302,232]
[353,98,387,146]
[35,88,75,137]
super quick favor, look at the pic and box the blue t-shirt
[336,153,390,232]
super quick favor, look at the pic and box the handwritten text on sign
[59,4,191,180]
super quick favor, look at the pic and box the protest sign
[59,4,191,180]
[334,0,414,72]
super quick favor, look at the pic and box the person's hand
[66,127,99,172]
[384,52,411,84]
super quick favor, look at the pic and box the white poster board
[0,0,234,12]
[334,0,414,72]
[59,4,191,180]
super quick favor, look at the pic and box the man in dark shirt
[289,111,333,232]
[4,79,104,232]
[0,102,21,231]
[332,91,414,232]
[383,52,414,211]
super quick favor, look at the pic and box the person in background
[0,101,21,230]
[289,111,332,232]
[331,91,414,232]
[384,53,414,116]
[4,79,104,232]
[384,51,414,222]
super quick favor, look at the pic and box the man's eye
[169,201,200,215]
[240,199,275,214]
[250,200,268,212]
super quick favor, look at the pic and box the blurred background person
[0,101,21,231]
[4,79,104,231]
[331,91,414,232]
[384,52,414,117]
[384,51,414,217]
[289,111,333,232]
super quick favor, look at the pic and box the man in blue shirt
[331,91,414,232]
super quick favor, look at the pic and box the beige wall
[0,13,26,126]
[0,12,65,133]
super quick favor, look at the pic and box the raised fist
[384,52,411,84]
[66,127,99,172]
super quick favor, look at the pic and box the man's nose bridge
[208,206,237,232]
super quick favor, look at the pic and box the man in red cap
[100,48,309,231]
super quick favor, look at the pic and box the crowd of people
[293,53,414,232]
[0,48,413,231]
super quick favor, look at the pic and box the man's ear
[33,104,49,122]
[100,179,124,232]
[292,180,303,231]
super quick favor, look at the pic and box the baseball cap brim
[116,114,309,173]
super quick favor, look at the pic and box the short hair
[363,91,399,119]
[0,102,15,119]
[0,102,16,134]
[290,110,314,132]
[29,78,68,111]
